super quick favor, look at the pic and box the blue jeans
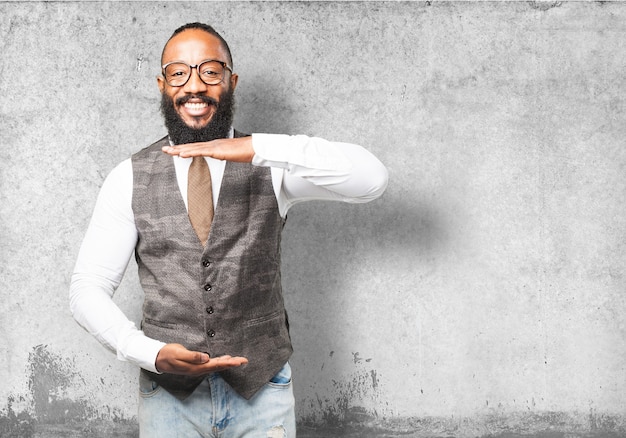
[138,362,295,438]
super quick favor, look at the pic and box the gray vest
[131,134,292,400]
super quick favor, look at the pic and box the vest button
[204,284,212,291]
[202,259,211,267]
[206,306,214,314]
[207,329,215,337]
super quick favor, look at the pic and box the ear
[157,75,165,93]
[229,73,239,92]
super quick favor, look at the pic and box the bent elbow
[357,161,389,203]
[371,162,389,199]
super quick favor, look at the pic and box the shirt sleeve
[251,133,389,216]
[69,159,165,373]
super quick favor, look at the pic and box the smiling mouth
[180,100,215,119]
[184,101,208,111]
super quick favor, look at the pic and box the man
[70,22,388,437]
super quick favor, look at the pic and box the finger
[202,356,248,370]
[213,356,248,366]
[173,356,249,376]
[161,145,202,157]
[161,145,179,156]
[177,144,205,157]
[188,351,210,364]
[161,143,201,154]
[171,347,209,365]
[165,145,214,159]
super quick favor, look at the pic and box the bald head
[161,22,233,68]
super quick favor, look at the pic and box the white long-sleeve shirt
[70,132,388,373]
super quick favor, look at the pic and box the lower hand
[155,343,248,376]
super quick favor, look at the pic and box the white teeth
[184,102,208,109]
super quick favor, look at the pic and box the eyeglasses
[161,59,233,87]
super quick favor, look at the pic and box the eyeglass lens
[164,61,226,86]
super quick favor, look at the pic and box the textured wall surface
[1,1,625,437]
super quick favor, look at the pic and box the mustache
[175,94,218,106]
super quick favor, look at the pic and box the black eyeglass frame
[161,59,233,87]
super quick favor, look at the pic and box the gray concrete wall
[1,1,625,437]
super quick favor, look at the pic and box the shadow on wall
[235,74,450,427]
[281,192,447,426]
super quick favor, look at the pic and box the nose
[183,66,208,94]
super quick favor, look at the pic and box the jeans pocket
[268,362,292,388]
[139,371,162,398]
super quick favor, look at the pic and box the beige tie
[187,157,214,245]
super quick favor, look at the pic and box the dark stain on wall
[297,359,626,437]
[527,1,562,11]
[1,345,138,438]
[3,345,626,437]
[0,395,35,437]
[28,344,92,423]
[301,365,383,427]
[297,411,626,438]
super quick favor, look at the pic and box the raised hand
[162,137,254,163]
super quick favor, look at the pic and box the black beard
[160,90,235,145]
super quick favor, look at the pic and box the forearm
[69,274,164,371]
[69,159,164,372]
[251,133,389,206]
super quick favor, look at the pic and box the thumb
[172,344,210,364]
[188,351,210,364]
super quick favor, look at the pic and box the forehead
[162,29,228,64]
